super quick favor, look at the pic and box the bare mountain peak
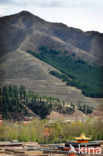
[19,10,33,15]
[18,11,41,20]
[17,10,45,22]
[1,10,45,29]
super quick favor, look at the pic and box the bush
[0,119,103,143]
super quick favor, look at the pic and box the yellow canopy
[74,133,91,140]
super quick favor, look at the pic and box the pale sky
[0,0,103,32]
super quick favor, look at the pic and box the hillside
[0,11,103,116]
[0,11,103,64]
[0,49,102,108]
[27,47,103,97]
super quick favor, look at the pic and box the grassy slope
[0,11,99,65]
[19,30,97,64]
[26,47,103,98]
[0,49,103,108]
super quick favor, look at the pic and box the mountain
[0,11,103,110]
[0,11,103,64]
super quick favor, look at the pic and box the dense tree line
[27,47,103,98]
[49,70,69,82]
[0,85,76,119]
[0,85,26,117]
[0,85,51,118]
[0,85,93,119]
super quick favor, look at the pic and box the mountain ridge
[2,11,103,33]
[0,11,103,65]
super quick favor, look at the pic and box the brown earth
[47,110,87,121]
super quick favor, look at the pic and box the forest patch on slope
[27,46,103,98]
[0,85,94,119]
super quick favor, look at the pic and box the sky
[0,0,103,32]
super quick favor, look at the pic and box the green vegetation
[0,85,74,119]
[0,85,93,119]
[0,119,103,143]
[78,105,93,114]
[49,70,69,82]
[27,47,103,98]
[0,85,26,117]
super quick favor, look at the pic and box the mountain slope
[48,24,103,61]
[0,18,26,57]
[27,47,103,97]
[0,49,102,107]
[0,11,103,109]
[0,11,103,64]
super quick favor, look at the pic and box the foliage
[78,105,93,114]
[0,85,26,118]
[0,85,76,119]
[0,119,103,143]
[27,47,103,98]
[49,70,69,82]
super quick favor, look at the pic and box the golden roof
[74,133,91,140]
